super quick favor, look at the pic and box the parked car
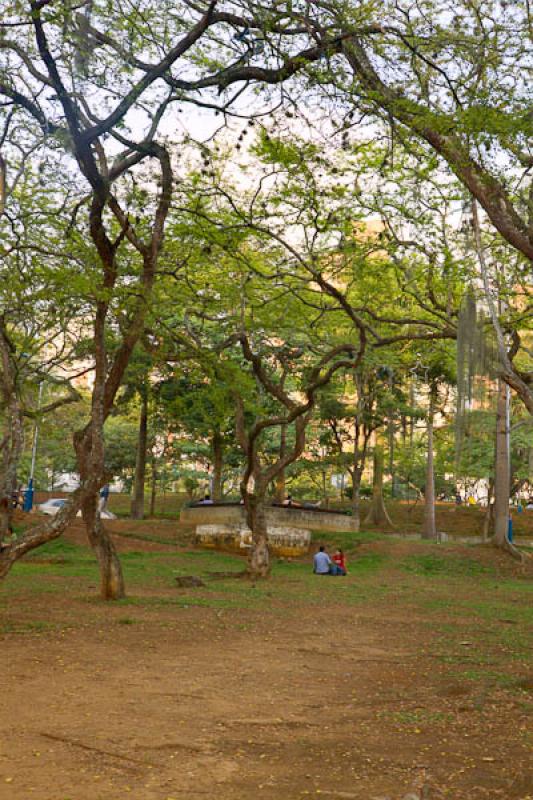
[38,498,116,520]
[38,498,67,515]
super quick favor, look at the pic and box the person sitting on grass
[313,545,332,575]
[331,548,347,575]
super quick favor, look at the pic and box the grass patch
[456,668,531,690]
[112,530,182,545]
[310,529,384,552]
[380,709,454,725]
[471,599,533,625]
[400,552,489,578]
[0,620,58,635]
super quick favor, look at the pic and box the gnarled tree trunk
[75,428,125,600]
[73,297,126,600]
[81,490,124,600]
[245,490,270,579]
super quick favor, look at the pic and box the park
[0,1,532,798]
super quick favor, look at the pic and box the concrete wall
[180,504,356,533]
[195,524,311,557]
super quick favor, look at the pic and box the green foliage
[103,415,139,485]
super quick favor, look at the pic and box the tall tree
[233,334,363,578]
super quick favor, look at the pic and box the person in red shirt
[332,548,347,575]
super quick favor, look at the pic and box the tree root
[493,536,529,563]
[206,569,248,580]
[38,731,158,767]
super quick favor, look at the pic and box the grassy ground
[1,521,532,799]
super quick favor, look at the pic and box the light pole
[23,382,43,512]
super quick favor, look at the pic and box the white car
[38,498,116,520]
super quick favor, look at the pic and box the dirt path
[1,536,532,800]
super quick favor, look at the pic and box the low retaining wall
[181,504,355,531]
[180,503,355,557]
[195,523,311,557]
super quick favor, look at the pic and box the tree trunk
[388,417,395,496]
[422,387,437,540]
[0,334,25,541]
[0,498,11,543]
[245,492,270,579]
[409,381,415,447]
[274,471,286,504]
[149,453,157,517]
[493,379,510,545]
[74,414,125,601]
[130,389,148,519]
[351,464,363,533]
[350,410,367,532]
[81,491,124,600]
[321,469,329,507]
[491,379,522,558]
[74,298,126,601]
[401,413,408,444]
[211,430,223,501]
[0,424,23,538]
[364,446,394,528]
[274,425,287,503]
[482,478,494,542]
[0,542,16,578]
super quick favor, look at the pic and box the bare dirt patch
[1,533,532,800]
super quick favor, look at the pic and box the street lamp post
[23,382,43,512]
